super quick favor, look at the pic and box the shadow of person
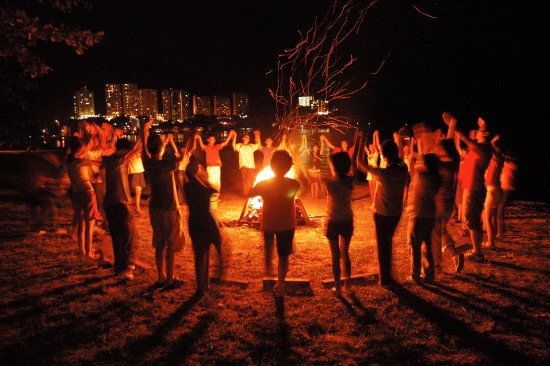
[387,283,532,365]
[275,296,285,318]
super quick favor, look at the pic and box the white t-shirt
[235,143,259,169]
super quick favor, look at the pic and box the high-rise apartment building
[122,83,139,117]
[105,84,123,119]
[137,89,158,117]
[162,89,191,121]
[213,96,231,116]
[73,86,95,119]
[232,92,249,118]
[193,95,212,116]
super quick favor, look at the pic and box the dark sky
[4,0,549,198]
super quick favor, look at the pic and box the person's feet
[165,278,185,290]
[482,241,496,250]
[466,250,486,263]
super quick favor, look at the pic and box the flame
[253,166,295,186]
[250,166,296,210]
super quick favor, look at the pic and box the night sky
[4,0,550,199]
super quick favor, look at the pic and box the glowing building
[122,83,139,117]
[73,86,95,119]
[162,89,191,121]
[137,89,158,117]
[232,92,249,118]
[193,95,212,116]
[213,96,231,116]
[105,84,123,119]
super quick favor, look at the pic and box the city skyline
[74,83,251,121]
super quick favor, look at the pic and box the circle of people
[65,112,518,297]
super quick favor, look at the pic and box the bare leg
[134,186,142,214]
[165,250,176,284]
[485,207,497,247]
[77,219,85,256]
[85,219,96,258]
[328,237,341,293]
[277,255,289,288]
[340,236,351,289]
[155,248,166,283]
[470,228,483,255]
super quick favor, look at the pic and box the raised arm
[373,130,381,152]
[491,135,502,155]
[320,135,335,150]
[194,133,206,150]
[220,130,236,148]
[142,118,153,159]
[253,130,261,147]
[167,133,180,158]
[442,112,457,139]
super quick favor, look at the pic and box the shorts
[463,188,486,230]
[70,189,99,221]
[149,207,185,253]
[325,219,354,240]
[264,229,295,257]
[484,186,503,209]
[308,169,321,184]
[129,172,146,189]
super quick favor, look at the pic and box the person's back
[249,150,300,297]
[408,154,440,219]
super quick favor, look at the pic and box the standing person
[259,135,277,168]
[142,119,186,288]
[307,139,322,199]
[451,116,493,263]
[233,131,261,196]
[432,138,464,273]
[184,158,223,295]
[357,139,409,287]
[103,138,142,280]
[127,149,146,215]
[195,130,236,209]
[325,152,354,296]
[66,136,100,260]
[364,138,380,205]
[406,125,440,284]
[249,150,300,297]
[497,151,519,238]
[482,135,504,249]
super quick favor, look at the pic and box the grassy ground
[0,183,549,365]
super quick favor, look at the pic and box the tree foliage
[0,0,103,105]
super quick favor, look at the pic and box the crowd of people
[63,111,518,298]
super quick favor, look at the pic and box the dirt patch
[0,185,548,365]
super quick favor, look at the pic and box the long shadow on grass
[249,318,302,365]
[456,275,550,308]
[164,311,217,365]
[119,293,203,360]
[487,260,550,276]
[0,274,111,323]
[426,282,545,339]
[389,284,535,365]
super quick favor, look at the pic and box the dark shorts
[325,219,354,240]
[463,188,486,230]
[70,189,99,221]
[129,172,146,189]
[264,229,295,257]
